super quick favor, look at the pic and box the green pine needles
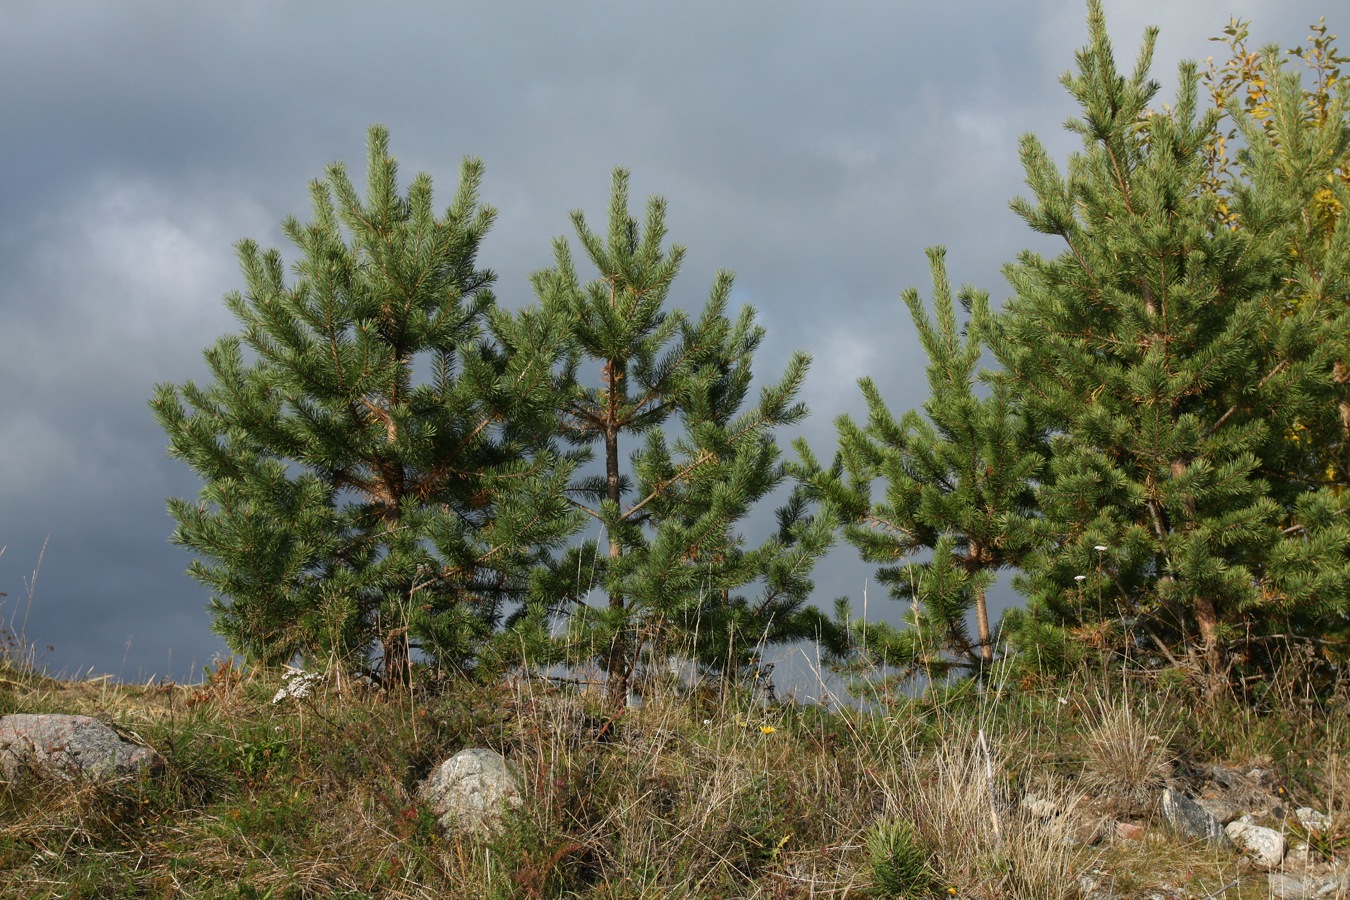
[812,248,1042,683]
[808,2,1350,695]
[532,171,837,704]
[151,126,582,682]
[152,136,833,696]
[152,3,1350,701]
[994,0,1350,688]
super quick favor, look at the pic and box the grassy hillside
[1,647,1347,898]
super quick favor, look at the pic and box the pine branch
[1202,359,1287,440]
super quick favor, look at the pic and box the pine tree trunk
[967,541,994,668]
[1168,458,1224,692]
[1340,399,1350,482]
[973,588,994,667]
[1335,362,1350,482]
[1193,594,1223,694]
[603,360,630,708]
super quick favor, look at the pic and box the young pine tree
[151,126,581,681]
[993,3,1350,689]
[1202,23,1350,667]
[815,248,1042,683]
[1203,22,1350,490]
[530,170,835,704]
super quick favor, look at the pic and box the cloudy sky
[0,1,1336,682]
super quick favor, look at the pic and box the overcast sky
[0,1,1336,682]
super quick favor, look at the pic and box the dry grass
[1,652,1348,898]
[1078,690,1177,818]
[855,716,1088,899]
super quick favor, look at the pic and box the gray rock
[1267,873,1350,900]
[1204,763,1286,818]
[419,748,522,835]
[0,714,162,783]
[1020,793,1059,819]
[1296,807,1332,832]
[1160,788,1231,847]
[1288,841,1317,869]
[1226,818,1286,869]
[1269,873,1313,899]
[1315,875,1350,898]
[1197,796,1240,825]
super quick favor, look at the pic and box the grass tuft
[1078,691,1176,818]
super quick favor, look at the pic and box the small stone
[1297,807,1332,832]
[1328,874,1350,894]
[1161,788,1231,847]
[1287,841,1316,868]
[418,748,522,836]
[1227,819,1287,869]
[1021,793,1059,819]
[1115,821,1145,841]
[1268,873,1313,900]
[1073,815,1109,846]
[1198,796,1239,825]
[0,714,163,784]
[1209,764,1241,789]
[1315,875,1350,898]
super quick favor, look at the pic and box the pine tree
[1202,19,1350,489]
[993,2,1350,689]
[150,126,582,681]
[530,170,835,704]
[1201,19,1350,671]
[816,248,1042,683]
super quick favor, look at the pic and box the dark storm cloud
[0,1,1334,679]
